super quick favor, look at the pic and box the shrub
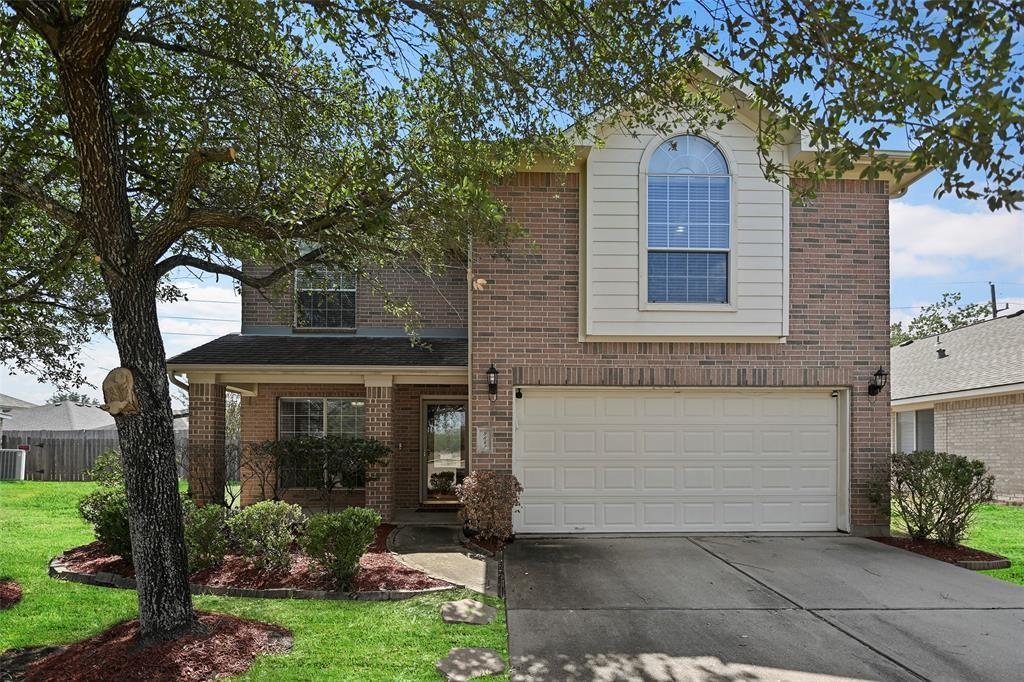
[227,500,304,570]
[78,487,132,559]
[85,450,124,488]
[300,508,381,588]
[244,436,389,509]
[456,471,523,543]
[889,451,994,545]
[184,504,229,571]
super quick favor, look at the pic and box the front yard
[0,482,507,681]
[962,504,1024,586]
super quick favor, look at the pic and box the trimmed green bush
[228,500,304,570]
[85,450,124,488]
[184,504,228,571]
[300,508,381,588]
[78,487,132,559]
[890,450,995,545]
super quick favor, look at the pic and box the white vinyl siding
[584,118,788,338]
[513,389,839,533]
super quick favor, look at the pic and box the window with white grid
[294,267,357,328]
[646,135,730,304]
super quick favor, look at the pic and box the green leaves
[890,292,993,346]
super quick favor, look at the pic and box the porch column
[187,381,226,506]
[364,376,395,521]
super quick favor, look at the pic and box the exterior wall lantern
[486,364,499,401]
[868,366,888,396]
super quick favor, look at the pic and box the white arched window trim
[638,133,738,312]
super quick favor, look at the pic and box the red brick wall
[470,173,892,532]
[240,262,467,330]
[187,382,226,505]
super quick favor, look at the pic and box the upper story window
[294,266,357,328]
[646,135,730,304]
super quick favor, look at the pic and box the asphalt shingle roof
[166,334,468,367]
[890,311,1024,401]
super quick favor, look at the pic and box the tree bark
[107,272,195,640]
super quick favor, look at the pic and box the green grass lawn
[0,481,507,680]
[962,504,1024,586]
[891,502,1024,586]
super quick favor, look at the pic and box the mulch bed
[0,578,22,609]
[56,524,449,593]
[5,611,291,682]
[870,536,1009,566]
[465,536,506,555]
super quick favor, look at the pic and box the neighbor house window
[277,397,366,487]
[895,409,934,452]
[294,266,357,328]
[646,135,730,304]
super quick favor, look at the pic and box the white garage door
[513,389,840,533]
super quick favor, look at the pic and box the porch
[167,334,470,521]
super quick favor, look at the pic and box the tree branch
[155,247,327,287]
[60,0,130,68]
[0,170,79,227]
[137,146,235,263]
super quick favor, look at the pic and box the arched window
[646,135,730,304]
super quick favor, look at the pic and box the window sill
[639,301,737,313]
[292,327,358,334]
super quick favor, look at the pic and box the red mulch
[19,611,291,682]
[0,578,22,609]
[352,524,450,592]
[870,536,1008,565]
[58,524,449,593]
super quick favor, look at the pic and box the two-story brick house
[169,106,929,535]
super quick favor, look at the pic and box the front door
[422,400,468,504]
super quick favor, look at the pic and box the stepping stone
[440,598,497,625]
[436,647,505,681]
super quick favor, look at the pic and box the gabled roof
[890,311,1024,402]
[3,401,115,431]
[167,334,468,368]
[0,393,40,410]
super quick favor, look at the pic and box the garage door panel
[513,390,840,533]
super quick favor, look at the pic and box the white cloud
[891,202,1024,278]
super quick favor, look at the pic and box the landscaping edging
[48,556,455,601]
[870,537,1012,571]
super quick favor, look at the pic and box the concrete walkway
[505,535,1024,681]
[389,526,500,596]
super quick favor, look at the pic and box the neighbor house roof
[890,310,1024,403]
[3,401,116,431]
[0,393,40,410]
[166,334,468,368]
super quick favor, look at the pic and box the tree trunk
[107,271,195,639]
[47,9,196,640]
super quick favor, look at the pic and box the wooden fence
[0,429,192,481]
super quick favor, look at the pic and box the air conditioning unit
[0,449,26,480]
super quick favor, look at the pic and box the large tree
[1,0,1021,639]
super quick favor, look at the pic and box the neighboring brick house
[168,100,930,535]
[891,311,1024,504]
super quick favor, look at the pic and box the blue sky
[3,170,1020,405]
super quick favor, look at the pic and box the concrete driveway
[504,536,1024,681]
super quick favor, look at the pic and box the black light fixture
[868,366,888,396]
[486,364,499,401]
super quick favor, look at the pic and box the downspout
[466,233,474,468]
[167,371,189,393]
